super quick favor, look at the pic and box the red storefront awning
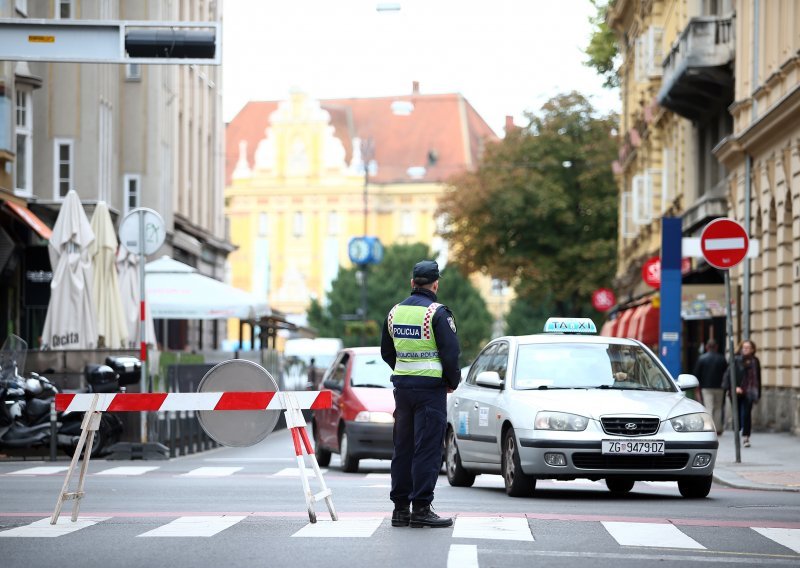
[635,303,659,348]
[599,318,618,337]
[614,307,637,338]
[3,200,52,240]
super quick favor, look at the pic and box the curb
[712,471,800,493]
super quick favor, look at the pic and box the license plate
[602,439,664,455]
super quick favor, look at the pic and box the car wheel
[339,429,360,473]
[678,476,712,498]
[446,428,475,487]
[605,478,635,494]
[313,424,331,467]
[501,427,536,497]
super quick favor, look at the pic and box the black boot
[391,505,411,527]
[409,504,453,528]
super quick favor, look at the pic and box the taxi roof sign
[543,317,597,334]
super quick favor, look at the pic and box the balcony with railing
[657,15,735,121]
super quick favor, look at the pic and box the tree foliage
[439,92,618,319]
[307,243,492,364]
[584,0,619,89]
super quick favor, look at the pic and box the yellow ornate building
[225,88,498,339]
[609,0,800,433]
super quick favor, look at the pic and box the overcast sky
[221,0,619,136]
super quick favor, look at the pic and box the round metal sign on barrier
[197,359,280,447]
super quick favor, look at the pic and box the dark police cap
[412,260,440,284]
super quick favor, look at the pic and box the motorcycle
[0,334,127,457]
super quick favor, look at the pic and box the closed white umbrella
[117,243,157,348]
[41,190,97,349]
[89,202,128,349]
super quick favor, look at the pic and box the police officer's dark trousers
[390,387,447,508]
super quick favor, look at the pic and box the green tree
[307,243,492,363]
[584,0,619,88]
[504,296,552,337]
[439,92,618,318]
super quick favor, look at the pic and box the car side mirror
[676,374,699,390]
[475,370,503,389]
[323,379,342,392]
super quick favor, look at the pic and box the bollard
[50,401,58,461]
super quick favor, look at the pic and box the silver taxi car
[445,318,717,499]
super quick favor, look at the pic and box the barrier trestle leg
[51,394,102,524]
[282,392,338,524]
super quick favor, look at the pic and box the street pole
[724,270,741,463]
[359,138,373,346]
[138,212,147,444]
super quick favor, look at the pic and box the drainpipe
[743,0,760,341]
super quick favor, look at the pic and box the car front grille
[601,417,660,436]
[572,453,689,470]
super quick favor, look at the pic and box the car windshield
[350,354,393,388]
[514,342,677,392]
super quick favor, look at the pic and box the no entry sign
[700,218,749,270]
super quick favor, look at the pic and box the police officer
[381,260,461,528]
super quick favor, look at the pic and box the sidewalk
[713,430,800,492]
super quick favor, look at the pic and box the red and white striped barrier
[55,391,332,413]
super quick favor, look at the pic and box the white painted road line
[138,515,246,537]
[448,544,479,568]
[96,466,160,476]
[179,467,242,477]
[752,527,800,553]
[0,517,109,537]
[602,521,705,549]
[291,517,384,538]
[273,467,327,478]
[7,466,69,476]
[365,473,390,479]
[453,516,534,541]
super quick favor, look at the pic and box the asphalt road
[2,426,800,568]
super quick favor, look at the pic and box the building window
[125,64,141,82]
[327,211,339,236]
[292,211,304,237]
[258,212,269,236]
[15,90,32,195]
[400,210,416,236]
[55,0,73,18]
[54,139,73,199]
[123,174,140,216]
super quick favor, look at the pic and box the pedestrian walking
[381,260,461,528]
[722,339,762,448]
[693,339,727,434]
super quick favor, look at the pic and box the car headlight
[670,412,714,432]
[534,411,589,431]
[354,411,394,424]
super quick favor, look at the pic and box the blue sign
[659,217,682,377]
[348,236,384,265]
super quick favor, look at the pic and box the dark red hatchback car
[312,347,394,473]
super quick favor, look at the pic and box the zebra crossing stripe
[96,466,159,476]
[291,517,383,538]
[0,517,109,537]
[179,467,242,477]
[7,466,69,476]
[453,516,534,541]
[602,521,705,549]
[447,544,479,568]
[138,516,246,537]
[273,468,327,478]
[752,527,800,553]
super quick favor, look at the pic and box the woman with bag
[722,339,762,447]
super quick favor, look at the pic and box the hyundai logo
[625,423,638,430]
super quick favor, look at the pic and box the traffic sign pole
[701,218,749,464]
[724,270,741,464]
[139,212,147,443]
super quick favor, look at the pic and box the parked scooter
[0,335,130,457]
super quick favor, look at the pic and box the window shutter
[622,191,635,238]
[647,27,664,77]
